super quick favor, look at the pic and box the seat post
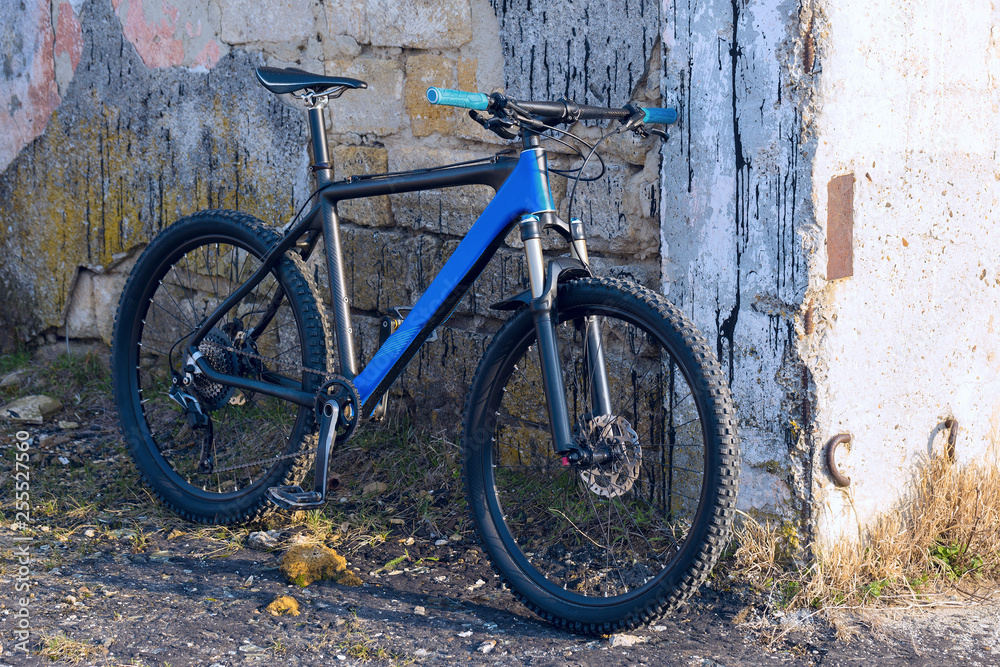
[307,105,332,186]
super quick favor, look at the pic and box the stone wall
[0,0,664,427]
[5,0,997,543]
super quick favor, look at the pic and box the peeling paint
[0,0,62,171]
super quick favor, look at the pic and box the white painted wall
[660,0,815,521]
[811,0,1000,543]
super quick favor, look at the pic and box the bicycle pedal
[267,485,326,510]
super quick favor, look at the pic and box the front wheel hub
[575,414,642,498]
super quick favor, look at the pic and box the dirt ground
[2,346,1000,666]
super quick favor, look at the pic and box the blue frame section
[353,148,554,406]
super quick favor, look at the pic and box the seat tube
[308,105,357,377]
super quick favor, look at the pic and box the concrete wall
[661,0,1000,547]
[809,0,1000,543]
[660,0,818,528]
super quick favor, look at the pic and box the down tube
[353,149,554,412]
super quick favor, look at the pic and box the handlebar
[425,86,677,125]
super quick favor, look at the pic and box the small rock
[362,481,388,494]
[38,434,69,450]
[390,518,405,525]
[247,530,281,550]
[265,595,301,616]
[652,625,667,632]
[84,529,96,538]
[109,529,135,540]
[449,534,462,542]
[238,643,265,653]
[609,634,644,647]
[414,605,426,616]
[434,539,449,546]
[280,544,348,587]
[1,395,63,424]
[63,595,78,604]
[457,630,473,638]
[477,640,497,654]
[414,648,430,657]
[57,420,80,429]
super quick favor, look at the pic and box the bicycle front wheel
[112,210,331,524]
[462,277,740,633]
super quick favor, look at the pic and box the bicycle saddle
[254,66,367,95]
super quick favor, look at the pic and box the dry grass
[733,452,1000,610]
[39,632,109,664]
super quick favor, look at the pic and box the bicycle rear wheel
[462,277,740,633]
[112,210,330,523]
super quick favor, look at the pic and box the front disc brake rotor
[577,414,642,498]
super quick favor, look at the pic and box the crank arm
[267,397,339,510]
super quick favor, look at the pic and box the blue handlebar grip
[426,87,490,110]
[640,107,679,125]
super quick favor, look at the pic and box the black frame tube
[185,158,517,404]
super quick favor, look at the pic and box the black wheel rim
[483,303,712,602]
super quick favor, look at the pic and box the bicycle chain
[189,337,337,475]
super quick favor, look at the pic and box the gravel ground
[1,347,999,666]
[2,523,999,666]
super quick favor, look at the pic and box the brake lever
[469,110,519,140]
[631,124,669,143]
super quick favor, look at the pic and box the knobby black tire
[111,210,331,524]
[462,277,740,634]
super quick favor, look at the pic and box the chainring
[318,375,361,444]
[577,414,642,498]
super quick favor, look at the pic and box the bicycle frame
[185,104,602,455]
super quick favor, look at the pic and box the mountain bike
[110,66,741,633]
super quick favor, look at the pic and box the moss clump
[265,594,301,616]
[336,569,363,587]
[280,544,348,587]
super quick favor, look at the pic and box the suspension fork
[565,218,612,418]
[520,214,574,455]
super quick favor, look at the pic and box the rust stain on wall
[827,173,855,280]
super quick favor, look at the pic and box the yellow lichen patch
[0,85,300,333]
[280,544,348,587]
[265,594,301,616]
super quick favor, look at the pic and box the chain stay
[189,336,337,475]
